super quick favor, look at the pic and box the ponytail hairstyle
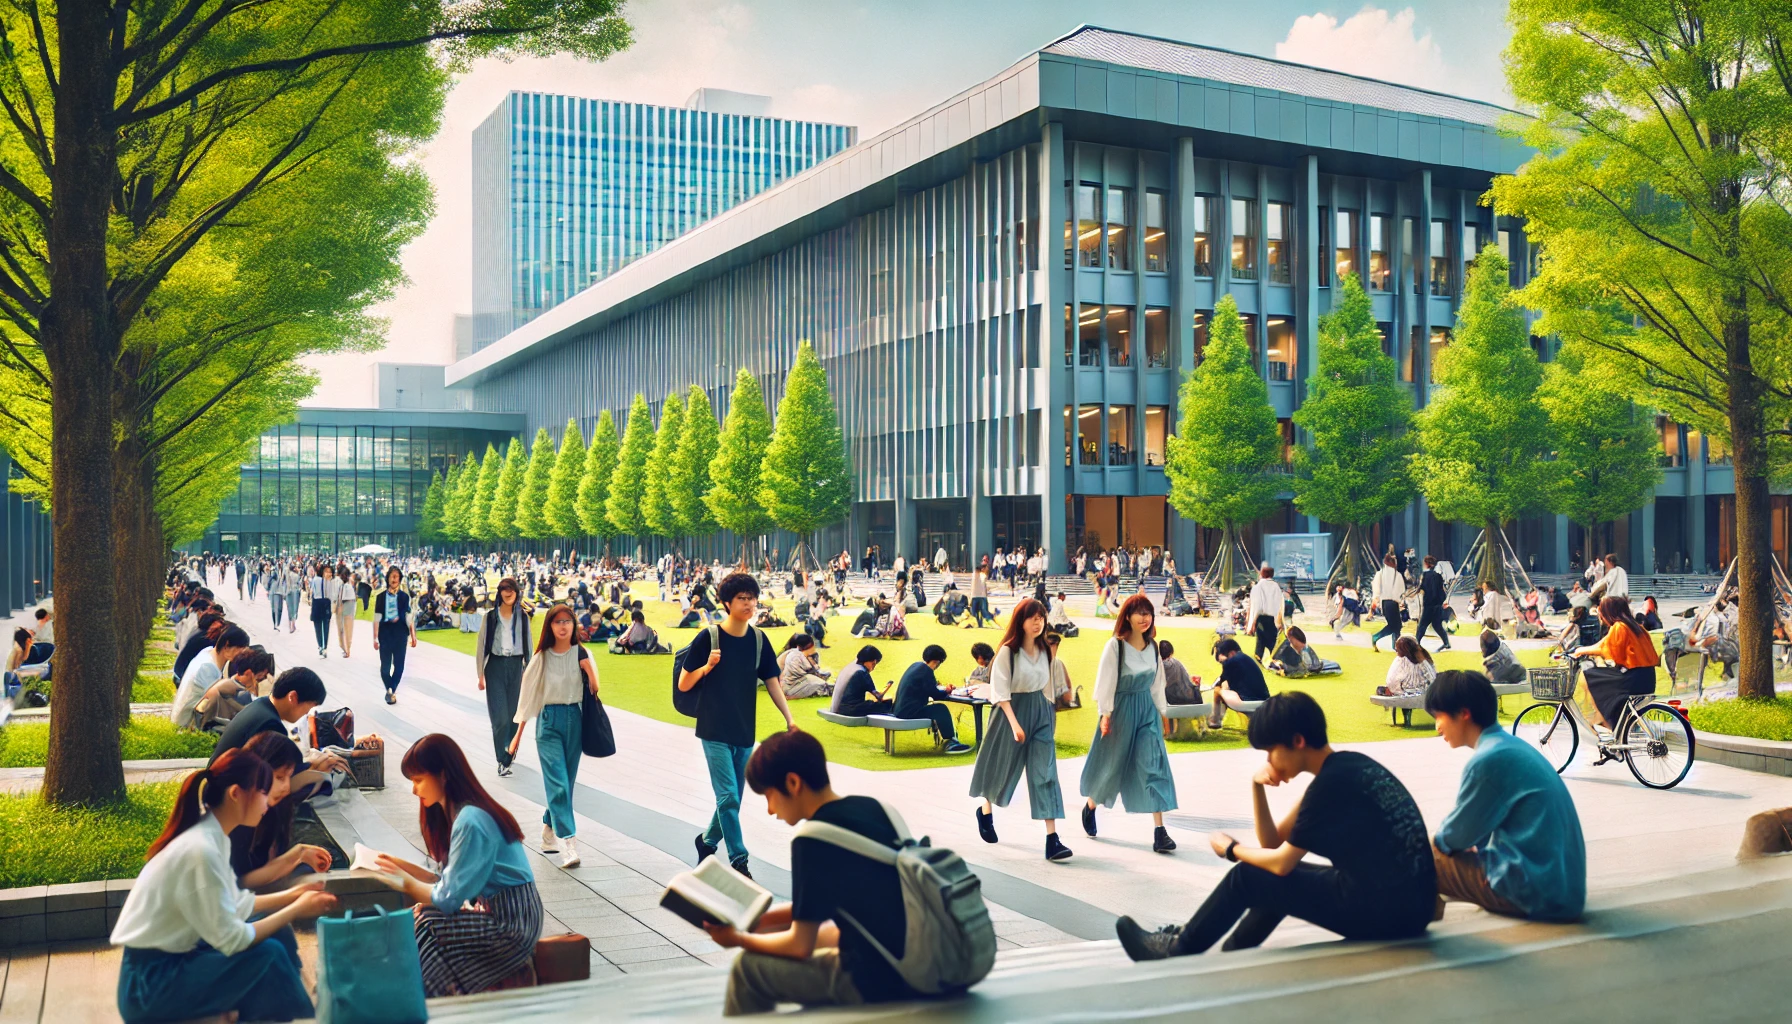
[147,748,272,861]
[241,732,305,870]
[400,734,523,863]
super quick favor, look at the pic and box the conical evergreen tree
[439,459,469,542]
[708,369,774,556]
[516,427,558,539]
[606,394,655,539]
[488,437,528,541]
[760,341,852,566]
[578,410,620,540]
[545,419,586,540]
[416,471,447,546]
[468,442,503,543]
[641,393,685,539]
[671,385,720,538]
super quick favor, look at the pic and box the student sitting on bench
[830,646,892,717]
[893,645,972,754]
[1479,619,1529,685]
[1267,627,1341,677]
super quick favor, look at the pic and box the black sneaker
[975,807,998,844]
[1116,916,1182,961]
[731,857,752,879]
[1153,826,1177,854]
[1045,833,1073,862]
[384,690,396,705]
[694,834,718,864]
[496,764,513,778]
[1081,803,1098,837]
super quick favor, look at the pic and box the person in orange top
[1571,596,1660,731]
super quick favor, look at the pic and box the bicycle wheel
[1620,703,1695,789]
[1511,702,1577,773]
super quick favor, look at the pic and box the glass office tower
[470,91,856,348]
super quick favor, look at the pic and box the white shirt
[492,609,524,657]
[171,649,223,728]
[1248,578,1283,621]
[1048,596,1072,626]
[1592,566,1629,599]
[989,645,1050,701]
[1372,566,1406,604]
[33,617,52,644]
[110,816,257,956]
[1093,638,1168,717]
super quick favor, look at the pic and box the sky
[302,1,1514,407]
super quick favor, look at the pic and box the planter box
[1693,730,1792,777]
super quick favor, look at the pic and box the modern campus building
[471,88,857,348]
[445,25,1773,576]
[0,449,52,614]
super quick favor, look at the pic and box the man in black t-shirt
[1416,555,1452,650]
[210,667,346,778]
[1207,638,1271,728]
[680,573,794,877]
[710,730,915,1015]
[1118,692,1435,960]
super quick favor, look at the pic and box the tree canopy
[545,418,586,539]
[443,451,479,542]
[1165,295,1283,530]
[416,471,447,546]
[761,341,853,541]
[1539,349,1664,541]
[708,370,774,545]
[489,437,528,540]
[578,409,619,539]
[469,442,504,542]
[640,393,685,539]
[606,394,654,539]
[516,426,557,539]
[672,386,721,538]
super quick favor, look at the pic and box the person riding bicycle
[1569,596,1660,737]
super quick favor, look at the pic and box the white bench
[1163,698,1265,731]
[814,709,936,753]
[1373,682,1532,726]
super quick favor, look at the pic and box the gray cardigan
[474,606,533,678]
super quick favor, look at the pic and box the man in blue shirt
[892,645,972,754]
[1425,670,1586,921]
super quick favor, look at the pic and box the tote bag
[316,906,428,1024]
[582,687,616,758]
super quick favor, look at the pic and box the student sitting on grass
[111,748,339,1024]
[1116,692,1435,960]
[778,634,835,699]
[171,625,252,731]
[1425,671,1586,922]
[1267,627,1341,678]
[893,645,973,754]
[709,730,919,1016]
[830,646,892,717]
[610,609,667,653]
[232,732,334,888]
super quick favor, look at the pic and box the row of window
[1064,305,1297,378]
[218,470,434,519]
[252,426,505,474]
[1061,407,1299,469]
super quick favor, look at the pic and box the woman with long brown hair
[374,734,542,997]
[509,602,599,867]
[475,576,532,776]
[232,732,332,888]
[1079,594,1178,852]
[111,749,336,1024]
[967,598,1071,861]
[1572,595,1661,730]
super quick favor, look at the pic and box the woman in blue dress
[1080,594,1178,853]
[968,598,1072,862]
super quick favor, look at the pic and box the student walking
[1416,555,1451,650]
[265,565,285,629]
[283,563,302,633]
[1079,595,1177,853]
[372,566,417,705]
[475,578,532,777]
[335,564,359,658]
[307,563,334,657]
[1247,565,1284,661]
[679,573,795,878]
[1369,553,1406,652]
[968,598,1071,861]
[967,562,993,628]
[509,604,600,868]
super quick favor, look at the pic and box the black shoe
[694,834,718,863]
[384,690,396,705]
[1153,826,1177,854]
[1116,916,1182,961]
[1045,833,1073,862]
[1590,748,1620,767]
[1082,803,1098,837]
[975,807,998,844]
[731,857,752,879]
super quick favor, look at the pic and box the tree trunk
[42,2,126,804]
[111,438,161,726]
[1727,318,1775,701]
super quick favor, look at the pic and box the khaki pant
[724,949,863,1016]
[1432,844,1526,918]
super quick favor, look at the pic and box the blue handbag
[316,906,429,1024]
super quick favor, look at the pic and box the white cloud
[1274,7,1452,94]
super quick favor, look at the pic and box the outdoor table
[941,692,992,748]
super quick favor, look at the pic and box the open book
[660,856,773,932]
[349,843,407,890]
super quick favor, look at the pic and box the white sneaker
[559,837,581,868]
[540,823,559,853]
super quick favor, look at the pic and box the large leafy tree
[709,370,775,561]
[577,409,619,541]
[515,427,557,540]
[640,393,684,539]
[1165,295,1282,589]
[0,0,630,806]
[1489,0,1792,698]
[488,437,528,541]
[606,394,654,539]
[443,451,479,542]
[416,471,448,546]
[760,341,852,565]
[672,385,721,538]
[469,442,504,543]
[544,418,586,539]
[1539,349,1664,558]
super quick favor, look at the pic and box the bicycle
[1509,654,1696,789]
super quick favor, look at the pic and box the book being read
[660,855,773,932]
[349,842,407,890]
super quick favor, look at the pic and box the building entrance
[916,500,967,571]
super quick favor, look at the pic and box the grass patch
[422,595,1555,772]
[0,783,179,887]
[133,673,175,703]
[0,718,215,768]
[1687,697,1792,742]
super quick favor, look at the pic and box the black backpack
[672,624,767,718]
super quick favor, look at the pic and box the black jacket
[1420,569,1445,609]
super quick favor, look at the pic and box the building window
[1659,417,1683,467]
[1106,187,1133,271]
[1192,195,1215,277]
[1192,311,1210,365]
[1063,304,1073,366]
[1403,216,1418,292]
[1107,306,1134,367]
[1075,183,1101,268]
[1430,220,1452,296]
[1239,313,1261,365]
[1317,206,1331,287]
[1369,214,1391,291]
[1405,326,1421,382]
[1144,307,1170,368]
[1145,406,1169,466]
[1078,404,1102,465]
[1143,190,1168,272]
[1266,202,1292,284]
[1078,303,1101,366]
[1428,326,1451,382]
[1063,407,1073,466]
[1463,222,1484,279]
[1231,198,1257,279]
[1376,321,1394,360]
[1335,209,1359,286]
[1267,317,1296,381]
[1107,405,1136,465]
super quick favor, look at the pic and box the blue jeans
[537,703,583,839]
[118,928,309,1024]
[701,739,753,864]
[969,596,992,626]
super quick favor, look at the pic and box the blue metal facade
[0,449,51,613]
[471,92,856,348]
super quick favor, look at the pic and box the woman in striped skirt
[374,734,543,997]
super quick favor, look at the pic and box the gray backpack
[793,799,996,995]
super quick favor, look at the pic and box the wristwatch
[1225,839,1240,862]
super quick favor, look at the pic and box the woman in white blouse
[509,604,600,869]
[1079,595,1178,853]
[967,598,1071,862]
[110,748,337,1024]
[334,563,359,658]
[1383,635,1437,696]
[307,562,334,658]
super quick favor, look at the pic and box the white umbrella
[349,543,393,555]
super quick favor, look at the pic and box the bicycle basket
[1527,666,1574,701]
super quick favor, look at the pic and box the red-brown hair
[400,733,524,863]
[998,598,1052,660]
[534,602,580,654]
[148,748,271,860]
[1113,594,1157,644]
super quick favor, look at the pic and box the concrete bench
[815,710,868,728]
[1371,692,1429,727]
[814,709,934,753]
[1492,681,1529,712]
[1172,698,1264,729]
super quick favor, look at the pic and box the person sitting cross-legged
[1116,692,1435,960]
[1267,627,1341,678]
[892,645,972,754]
[1426,670,1586,921]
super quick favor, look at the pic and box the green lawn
[0,718,215,768]
[420,596,1554,772]
[0,783,179,887]
[1687,697,1792,741]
